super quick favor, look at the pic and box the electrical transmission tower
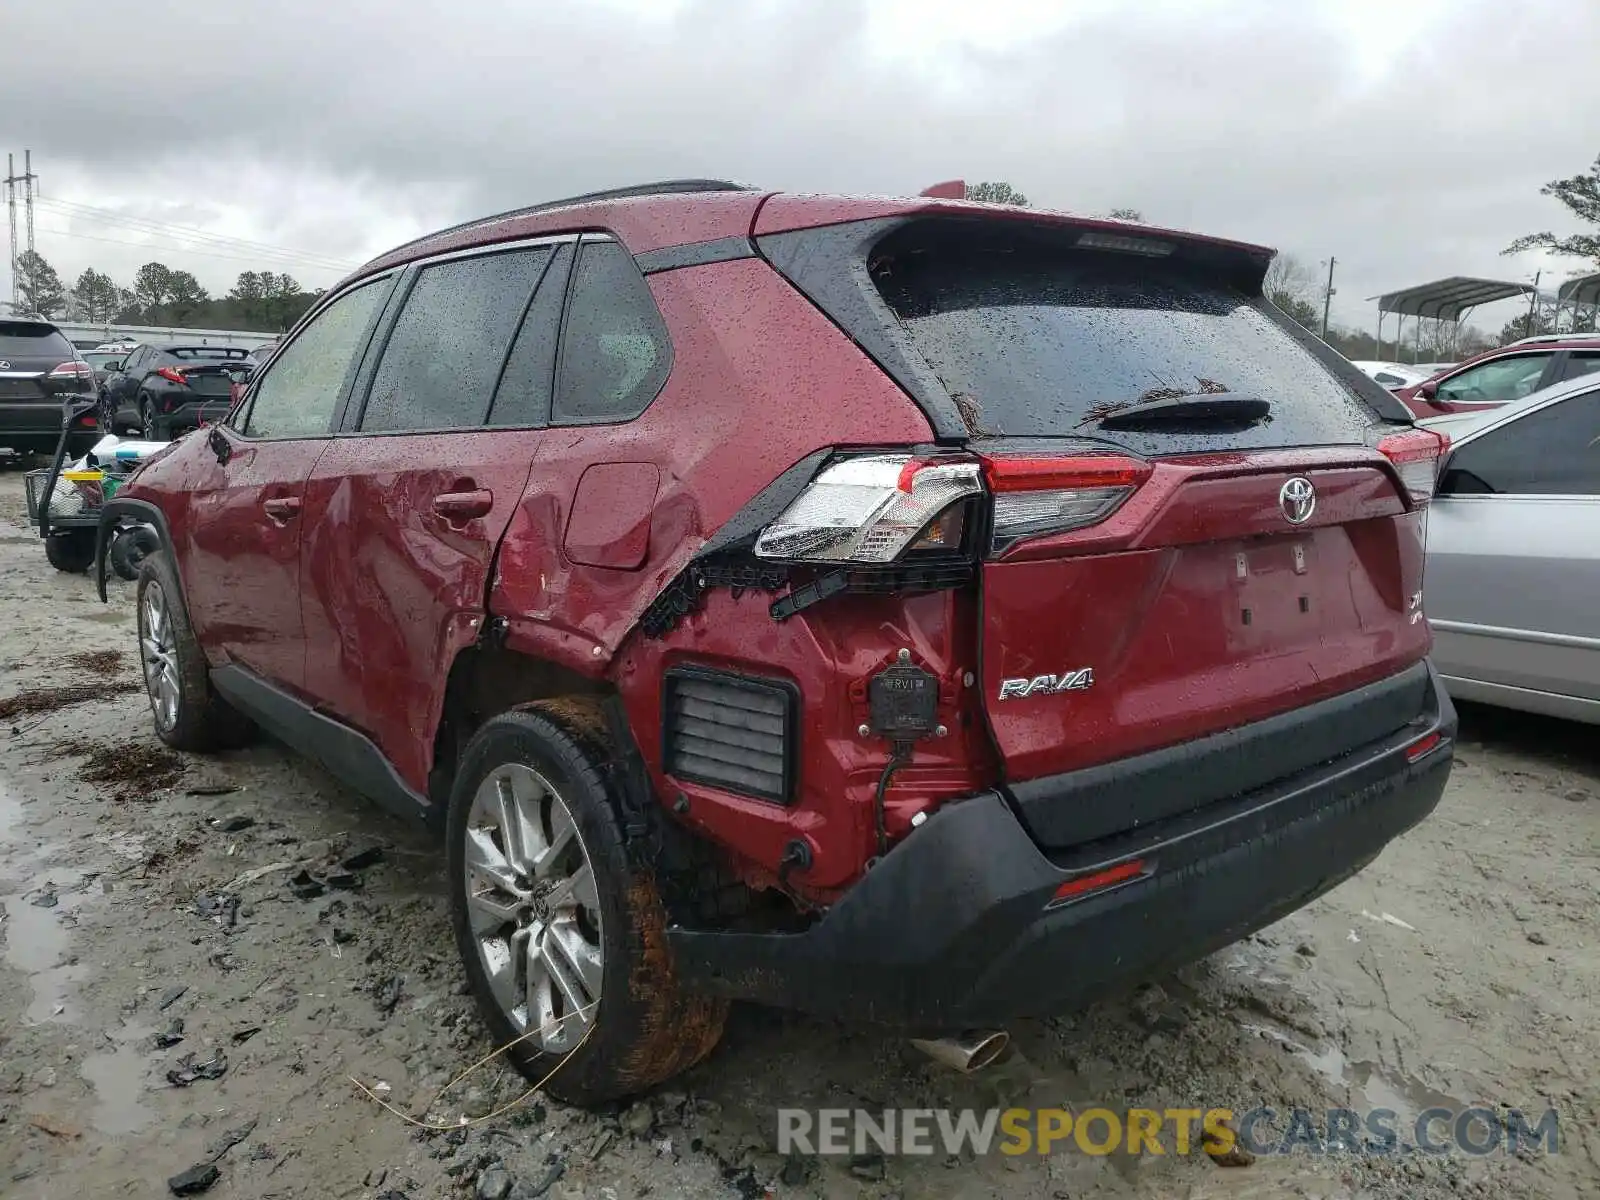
[4,150,39,312]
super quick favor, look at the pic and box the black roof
[380,179,755,259]
[150,342,252,353]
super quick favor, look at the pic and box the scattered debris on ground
[62,648,126,673]
[0,680,140,722]
[48,735,185,793]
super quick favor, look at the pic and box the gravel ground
[0,464,1595,1200]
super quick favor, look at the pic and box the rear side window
[1441,390,1600,496]
[359,247,550,433]
[1561,351,1600,382]
[1436,354,1549,404]
[553,240,671,425]
[490,243,573,427]
[0,322,73,360]
[244,279,389,439]
[170,347,248,360]
[876,244,1377,451]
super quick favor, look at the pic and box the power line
[39,195,360,267]
[35,223,355,274]
[37,196,361,272]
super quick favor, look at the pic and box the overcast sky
[2,0,1595,334]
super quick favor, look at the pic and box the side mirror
[1418,381,1438,400]
[104,360,122,372]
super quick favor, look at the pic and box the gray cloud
[2,0,1595,329]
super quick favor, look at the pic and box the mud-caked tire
[447,708,727,1106]
[135,551,254,751]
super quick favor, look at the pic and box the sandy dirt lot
[0,464,1595,1200]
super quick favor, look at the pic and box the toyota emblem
[1279,477,1316,524]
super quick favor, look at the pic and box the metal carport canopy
[1556,272,1600,307]
[1377,277,1534,321]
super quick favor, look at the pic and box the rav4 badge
[998,668,1095,700]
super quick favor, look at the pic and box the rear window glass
[875,245,1379,450]
[170,347,248,360]
[0,322,72,358]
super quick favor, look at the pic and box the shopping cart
[24,397,162,575]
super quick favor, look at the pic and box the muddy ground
[0,464,1595,1200]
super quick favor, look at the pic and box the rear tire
[139,395,166,442]
[44,531,96,574]
[135,551,253,751]
[447,708,727,1107]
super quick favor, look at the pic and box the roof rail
[374,179,757,262]
[1506,331,1599,347]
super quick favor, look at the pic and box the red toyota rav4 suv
[98,181,1456,1104]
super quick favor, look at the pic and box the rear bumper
[157,398,231,430]
[669,660,1455,1026]
[0,400,100,451]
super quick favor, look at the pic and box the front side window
[243,279,389,439]
[1436,354,1549,404]
[553,241,672,425]
[1441,389,1600,496]
[358,247,551,433]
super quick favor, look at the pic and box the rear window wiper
[1089,392,1271,431]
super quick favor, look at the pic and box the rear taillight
[754,455,983,564]
[155,367,188,385]
[982,454,1151,554]
[1376,428,1450,505]
[47,361,95,386]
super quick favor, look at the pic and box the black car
[80,350,124,395]
[0,319,101,456]
[102,342,251,439]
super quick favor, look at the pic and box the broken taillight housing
[1375,428,1450,505]
[982,454,1151,554]
[754,455,982,564]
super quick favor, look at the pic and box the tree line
[11,250,325,332]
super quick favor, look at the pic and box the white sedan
[1350,360,1433,391]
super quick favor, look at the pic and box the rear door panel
[1427,388,1600,700]
[1427,496,1600,699]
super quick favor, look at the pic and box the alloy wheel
[464,763,603,1052]
[139,581,181,732]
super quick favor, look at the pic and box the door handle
[263,496,302,521]
[432,489,493,522]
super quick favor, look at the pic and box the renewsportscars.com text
[777,1106,1560,1158]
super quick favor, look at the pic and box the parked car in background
[1395,337,1600,418]
[1412,362,1457,376]
[1351,360,1431,391]
[81,350,124,395]
[93,338,140,355]
[99,181,1456,1103]
[101,342,253,439]
[1423,372,1600,724]
[0,318,102,456]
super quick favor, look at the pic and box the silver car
[1422,373,1600,724]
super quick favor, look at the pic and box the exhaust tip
[910,1029,1010,1074]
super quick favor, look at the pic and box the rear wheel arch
[428,643,616,809]
[95,496,181,603]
